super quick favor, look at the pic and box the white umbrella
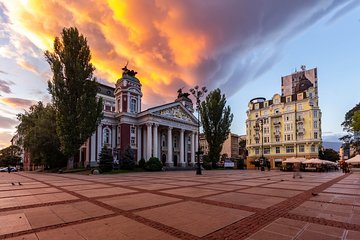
[283,157,306,163]
[303,158,325,164]
[346,155,360,164]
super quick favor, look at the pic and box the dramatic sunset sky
[0,0,359,149]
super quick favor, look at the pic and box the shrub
[138,158,146,169]
[98,146,113,172]
[144,157,163,171]
[121,145,135,170]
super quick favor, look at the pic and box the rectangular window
[105,105,111,111]
[298,104,303,111]
[264,148,270,154]
[130,137,136,146]
[314,132,318,139]
[286,146,294,153]
[287,135,291,141]
[314,120,318,129]
[286,97,291,102]
[311,145,316,152]
[130,127,136,134]
[313,110,318,118]
[276,147,280,153]
[299,145,305,152]
[255,148,259,155]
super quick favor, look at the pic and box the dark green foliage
[46,27,103,165]
[138,158,146,168]
[121,145,135,170]
[98,146,113,172]
[200,88,233,168]
[202,155,212,170]
[16,102,66,168]
[144,157,163,171]
[340,103,360,154]
[319,148,340,162]
[0,145,22,166]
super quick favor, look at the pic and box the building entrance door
[161,154,166,166]
[173,155,178,167]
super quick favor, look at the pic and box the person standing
[7,166,11,174]
[293,163,302,179]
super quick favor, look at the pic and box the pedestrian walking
[293,163,302,179]
[7,166,11,174]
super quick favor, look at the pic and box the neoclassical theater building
[78,66,199,168]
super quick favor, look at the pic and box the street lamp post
[254,118,266,171]
[189,85,207,175]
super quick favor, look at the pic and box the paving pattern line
[8,172,201,240]
[203,173,352,240]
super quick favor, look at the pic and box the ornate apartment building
[76,65,199,168]
[246,67,322,168]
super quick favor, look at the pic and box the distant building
[199,133,243,161]
[246,67,322,169]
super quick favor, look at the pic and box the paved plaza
[0,170,359,240]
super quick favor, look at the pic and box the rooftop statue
[122,62,137,77]
[177,88,190,99]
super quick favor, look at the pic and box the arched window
[130,98,137,113]
[103,128,111,145]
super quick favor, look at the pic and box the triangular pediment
[141,102,197,124]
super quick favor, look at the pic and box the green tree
[319,148,340,162]
[121,145,135,170]
[98,146,113,172]
[46,27,103,168]
[17,102,66,168]
[352,110,360,132]
[340,103,360,154]
[0,145,22,166]
[144,157,163,171]
[200,88,233,168]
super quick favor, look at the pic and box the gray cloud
[0,79,13,94]
[0,115,18,129]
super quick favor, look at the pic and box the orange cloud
[1,0,353,105]
[0,97,36,109]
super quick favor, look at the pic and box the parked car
[0,167,17,172]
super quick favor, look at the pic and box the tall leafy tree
[200,88,233,168]
[0,145,22,166]
[17,102,66,168]
[46,27,103,168]
[340,102,360,154]
[319,148,340,162]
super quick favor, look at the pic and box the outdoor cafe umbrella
[303,158,325,164]
[345,155,360,164]
[283,157,306,163]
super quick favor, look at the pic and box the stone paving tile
[0,192,78,209]
[290,200,355,223]
[205,192,286,209]
[0,213,31,235]
[99,192,181,211]
[62,183,110,191]
[59,215,180,240]
[263,182,314,190]
[160,186,222,197]
[136,201,253,237]
[1,171,359,240]
[237,187,302,198]
[75,186,137,198]
[310,193,360,206]
[247,218,348,240]
[6,234,39,240]
[324,187,360,195]
[131,183,180,190]
[197,183,249,191]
